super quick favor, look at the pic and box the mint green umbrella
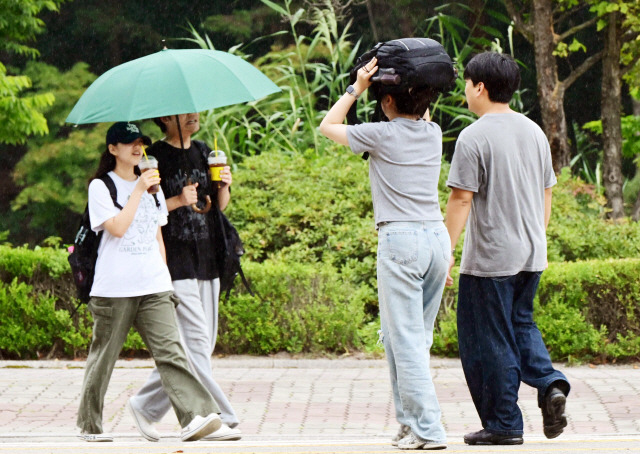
[66,48,280,124]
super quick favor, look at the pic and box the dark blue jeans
[457,271,570,435]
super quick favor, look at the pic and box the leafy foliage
[194,0,367,161]
[0,243,146,359]
[547,169,640,261]
[537,258,640,363]
[0,278,88,359]
[0,0,65,57]
[218,259,367,354]
[0,0,65,144]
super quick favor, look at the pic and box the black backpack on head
[350,38,457,95]
[347,38,457,159]
[68,175,122,313]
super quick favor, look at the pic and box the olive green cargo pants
[76,291,219,434]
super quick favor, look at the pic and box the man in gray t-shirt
[445,52,570,446]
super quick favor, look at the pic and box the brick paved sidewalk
[1,356,639,441]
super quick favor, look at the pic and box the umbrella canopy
[66,48,280,124]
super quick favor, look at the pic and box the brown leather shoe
[464,429,523,445]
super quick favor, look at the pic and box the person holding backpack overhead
[319,38,455,451]
[76,121,221,443]
[127,113,241,442]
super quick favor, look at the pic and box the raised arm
[103,171,160,238]
[319,57,378,146]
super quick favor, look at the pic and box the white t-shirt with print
[88,171,173,297]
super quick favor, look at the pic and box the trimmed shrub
[217,259,367,354]
[547,170,640,262]
[0,278,91,358]
[0,244,145,358]
[537,258,640,362]
[430,259,640,363]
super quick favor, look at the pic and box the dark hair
[371,85,437,118]
[463,52,520,103]
[90,146,140,182]
[153,117,167,132]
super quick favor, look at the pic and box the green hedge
[1,152,639,361]
[218,259,368,354]
[0,244,144,358]
[431,259,640,363]
[547,170,640,262]
[1,243,639,362]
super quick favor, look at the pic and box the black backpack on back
[210,204,258,302]
[191,140,259,302]
[68,175,122,312]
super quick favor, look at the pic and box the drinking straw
[214,136,218,157]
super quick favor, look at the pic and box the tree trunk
[365,0,379,43]
[632,98,640,222]
[601,12,625,220]
[531,0,572,173]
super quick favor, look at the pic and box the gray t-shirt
[447,113,556,277]
[347,117,443,225]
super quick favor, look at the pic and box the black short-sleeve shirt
[148,140,219,281]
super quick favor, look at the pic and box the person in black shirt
[128,113,242,442]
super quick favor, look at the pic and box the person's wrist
[353,82,366,95]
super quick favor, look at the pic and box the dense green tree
[590,0,640,219]
[34,0,265,74]
[503,0,603,173]
[6,62,102,243]
[0,0,65,144]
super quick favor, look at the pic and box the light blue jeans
[377,221,449,443]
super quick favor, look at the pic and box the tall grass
[189,0,367,161]
[189,0,518,161]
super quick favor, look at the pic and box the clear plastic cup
[208,150,227,188]
[138,155,160,194]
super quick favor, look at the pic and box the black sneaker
[463,429,523,445]
[542,386,567,439]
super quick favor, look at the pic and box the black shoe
[464,429,523,445]
[542,386,567,439]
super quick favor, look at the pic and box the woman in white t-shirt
[76,122,220,443]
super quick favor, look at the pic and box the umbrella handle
[191,195,212,213]
[186,177,212,213]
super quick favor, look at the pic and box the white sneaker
[78,432,113,442]
[392,424,411,446]
[203,423,242,441]
[180,413,221,442]
[128,399,160,442]
[398,433,447,450]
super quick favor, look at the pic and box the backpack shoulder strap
[99,174,123,209]
[192,139,209,159]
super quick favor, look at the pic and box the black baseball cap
[106,122,152,147]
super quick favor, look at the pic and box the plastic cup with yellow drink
[208,149,227,189]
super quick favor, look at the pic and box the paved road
[1,356,639,453]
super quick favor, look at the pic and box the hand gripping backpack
[346,37,457,158]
